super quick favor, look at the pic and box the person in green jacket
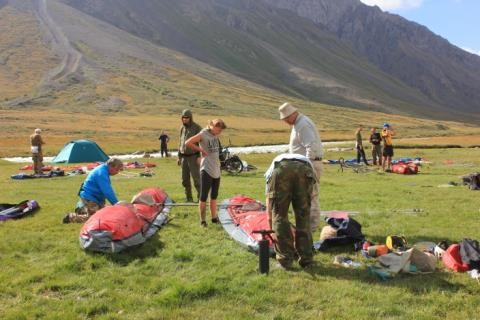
[178,109,202,202]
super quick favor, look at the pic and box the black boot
[62,213,71,224]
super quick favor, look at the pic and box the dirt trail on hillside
[34,0,82,83]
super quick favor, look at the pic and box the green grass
[1,149,480,319]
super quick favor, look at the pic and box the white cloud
[359,0,424,10]
[462,47,480,56]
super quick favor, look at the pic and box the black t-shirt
[159,134,169,146]
[370,132,381,145]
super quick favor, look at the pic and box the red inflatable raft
[219,195,274,255]
[79,187,172,253]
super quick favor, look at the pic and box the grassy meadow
[1,147,480,319]
[2,3,480,319]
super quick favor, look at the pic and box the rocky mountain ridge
[1,0,479,122]
[263,0,480,116]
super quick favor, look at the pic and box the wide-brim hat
[278,102,297,120]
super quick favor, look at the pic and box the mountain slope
[263,0,480,117]
[59,0,455,120]
[3,0,302,117]
[3,0,480,158]
[0,1,58,101]
[58,0,480,121]
[2,0,479,123]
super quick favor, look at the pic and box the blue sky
[359,0,480,55]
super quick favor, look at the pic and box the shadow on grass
[223,171,260,178]
[90,235,165,266]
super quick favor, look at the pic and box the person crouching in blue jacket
[63,158,123,223]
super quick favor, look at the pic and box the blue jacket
[79,164,118,205]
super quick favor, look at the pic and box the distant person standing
[30,128,45,175]
[185,119,226,227]
[158,130,170,157]
[381,123,395,172]
[178,109,202,202]
[369,127,382,166]
[278,102,322,233]
[355,126,369,165]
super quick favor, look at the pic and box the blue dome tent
[52,139,109,163]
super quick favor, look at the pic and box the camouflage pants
[310,161,322,232]
[68,198,104,223]
[32,153,43,174]
[267,160,315,268]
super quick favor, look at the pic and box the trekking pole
[169,202,253,208]
[252,229,275,274]
[163,203,199,207]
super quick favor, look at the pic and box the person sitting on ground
[265,153,316,270]
[369,127,382,166]
[185,119,226,227]
[63,158,123,223]
[355,126,369,166]
[30,128,45,175]
[381,123,395,172]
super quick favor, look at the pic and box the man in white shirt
[278,102,323,232]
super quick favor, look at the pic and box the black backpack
[314,217,365,251]
[459,239,480,270]
[0,200,40,221]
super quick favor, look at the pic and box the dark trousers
[371,144,382,165]
[356,147,369,165]
[160,145,168,157]
[181,156,200,201]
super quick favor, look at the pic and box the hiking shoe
[211,217,220,224]
[201,221,207,227]
[62,213,71,224]
[186,198,195,203]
